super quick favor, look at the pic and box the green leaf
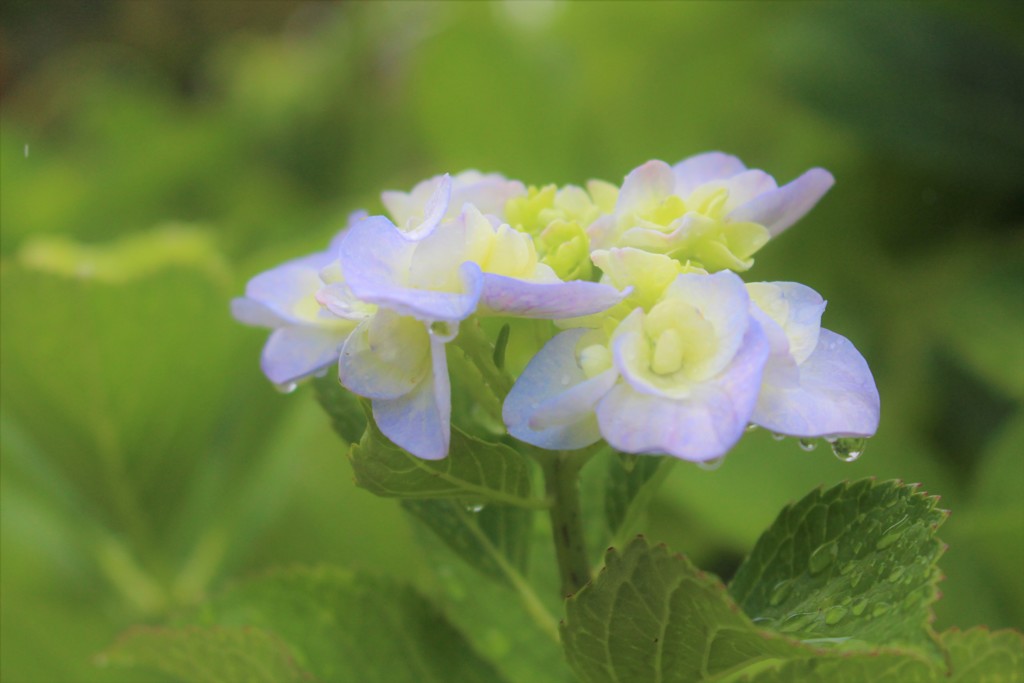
[562,537,813,683]
[562,537,947,683]
[99,625,312,683]
[412,513,570,683]
[402,499,532,583]
[312,373,367,445]
[745,628,1024,682]
[740,653,936,682]
[348,416,543,509]
[603,453,674,546]
[161,567,507,683]
[728,479,946,650]
[941,628,1024,683]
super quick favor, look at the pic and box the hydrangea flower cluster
[233,153,879,462]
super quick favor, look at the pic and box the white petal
[752,329,879,438]
[338,313,431,400]
[616,160,675,214]
[401,174,451,241]
[261,326,349,386]
[672,152,747,195]
[503,329,613,450]
[372,335,451,460]
[747,282,825,365]
[597,320,769,462]
[727,168,834,236]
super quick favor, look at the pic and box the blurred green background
[2,2,1022,681]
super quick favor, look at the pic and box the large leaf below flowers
[728,479,947,651]
[561,536,1022,683]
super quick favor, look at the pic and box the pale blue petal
[342,216,483,322]
[503,329,614,450]
[339,214,415,290]
[242,252,332,325]
[372,335,451,460]
[327,210,368,255]
[597,320,769,461]
[376,261,483,322]
[727,168,834,236]
[479,274,624,319]
[231,297,286,328]
[752,329,879,438]
[672,152,747,195]
[338,313,431,400]
[261,326,350,386]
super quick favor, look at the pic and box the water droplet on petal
[771,433,786,442]
[697,457,725,471]
[809,540,839,574]
[275,382,298,394]
[745,423,759,433]
[830,437,866,462]
[824,605,848,625]
[798,438,818,452]
[560,374,570,386]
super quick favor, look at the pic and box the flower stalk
[540,449,593,597]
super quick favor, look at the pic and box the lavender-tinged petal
[504,329,612,450]
[752,329,879,438]
[372,335,451,460]
[597,320,769,462]
[243,253,332,325]
[343,217,483,322]
[338,313,431,400]
[727,168,835,236]
[327,210,368,255]
[719,170,778,212]
[377,261,483,322]
[672,152,747,195]
[401,174,451,241]
[479,273,624,320]
[340,215,415,290]
[231,297,287,328]
[261,326,349,386]
[616,160,675,214]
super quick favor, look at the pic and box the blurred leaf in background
[1,1,1022,681]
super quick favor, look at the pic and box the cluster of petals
[234,152,879,463]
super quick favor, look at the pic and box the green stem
[452,319,514,399]
[540,449,594,597]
